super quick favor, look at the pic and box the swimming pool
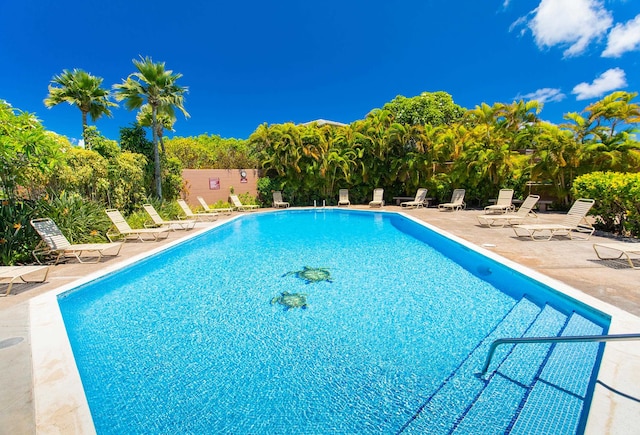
[57,209,609,434]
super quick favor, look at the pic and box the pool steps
[399,297,603,434]
[509,316,604,434]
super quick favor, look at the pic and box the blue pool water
[58,210,609,434]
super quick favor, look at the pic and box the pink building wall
[182,169,259,207]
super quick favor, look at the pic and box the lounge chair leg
[1,281,15,297]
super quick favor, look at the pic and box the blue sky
[1,0,639,143]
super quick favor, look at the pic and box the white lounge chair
[143,204,197,230]
[513,198,595,241]
[369,188,384,208]
[30,218,123,264]
[273,191,289,208]
[196,196,234,215]
[477,195,540,228]
[230,194,260,212]
[593,242,640,269]
[401,188,428,209]
[337,189,350,207]
[484,189,515,214]
[0,266,50,296]
[105,209,171,242]
[438,189,466,211]
[177,199,219,222]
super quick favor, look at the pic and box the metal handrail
[478,333,640,377]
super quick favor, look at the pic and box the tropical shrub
[0,192,117,265]
[125,209,152,229]
[165,134,258,169]
[108,151,148,213]
[256,177,278,207]
[160,156,184,201]
[0,200,39,265]
[237,192,258,206]
[207,200,234,210]
[572,171,640,237]
[85,126,120,158]
[44,128,149,212]
[120,124,154,190]
[49,147,110,202]
[0,100,60,200]
[125,198,185,229]
[35,192,112,243]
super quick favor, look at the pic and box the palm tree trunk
[152,106,162,199]
[158,127,165,154]
[82,111,89,149]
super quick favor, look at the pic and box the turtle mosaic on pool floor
[282,266,332,284]
[270,291,308,310]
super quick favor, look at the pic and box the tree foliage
[0,100,60,200]
[44,128,148,211]
[120,123,154,157]
[250,91,640,208]
[114,56,189,199]
[5,84,640,263]
[382,91,465,126]
[44,69,116,145]
[573,171,640,236]
[165,134,258,169]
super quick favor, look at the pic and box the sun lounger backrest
[496,189,514,206]
[451,189,465,205]
[515,195,540,216]
[273,191,284,203]
[373,188,383,202]
[177,199,195,217]
[143,204,165,225]
[197,196,212,211]
[415,188,427,202]
[30,218,72,250]
[562,198,595,227]
[339,189,349,200]
[106,209,134,232]
[567,198,595,216]
[229,195,243,207]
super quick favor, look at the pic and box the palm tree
[530,122,582,204]
[113,56,189,199]
[137,104,175,154]
[563,91,640,174]
[44,69,116,147]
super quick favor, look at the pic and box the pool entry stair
[479,332,640,377]
[397,297,604,435]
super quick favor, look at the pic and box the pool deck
[1,206,639,434]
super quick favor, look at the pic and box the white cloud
[572,68,627,100]
[602,14,640,57]
[521,0,613,57]
[516,88,566,103]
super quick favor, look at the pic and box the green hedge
[572,171,640,237]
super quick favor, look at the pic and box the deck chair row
[478,197,596,241]
[272,189,387,208]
